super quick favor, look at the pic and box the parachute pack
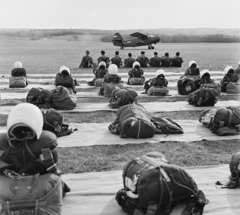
[147,86,169,96]
[226,82,240,94]
[51,86,77,110]
[42,108,75,137]
[177,76,197,95]
[108,104,183,139]
[129,77,145,85]
[108,88,138,109]
[216,152,240,189]
[27,86,77,110]
[116,152,208,215]
[9,76,28,88]
[187,87,219,107]
[0,171,64,215]
[199,106,240,136]
[102,83,124,97]
[26,87,52,108]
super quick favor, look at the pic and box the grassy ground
[58,139,240,174]
[0,36,240,74]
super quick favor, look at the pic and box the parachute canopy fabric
[61,165,240,215]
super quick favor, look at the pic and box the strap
[137,119,141,139]
[227,108,233,126]
[145,204,157,215]
[40,148,57,172]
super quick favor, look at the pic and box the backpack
[26,87,52,108]
[177,76,197,95]
[94,78,103,87]
[55,73,75,89]
[129,77,145,85]
[41,109,73,137]
[226,82,240,94]
[51,86,77,110]
[200,83,221,95]
[199,106,240,135]
[147,86,169,96]
[187,87,219,107]
[0,171,64,215]
[103,83,124,97]
[108,104,155,139]
[9,76,27,88]
[116,152,208,215]
[109,88,138,109]
[216,152,240,188]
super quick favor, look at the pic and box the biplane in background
[112,32,160,49]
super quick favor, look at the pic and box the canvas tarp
[61,165,239,215]
[0,120,239,147]
[0,101,239,115]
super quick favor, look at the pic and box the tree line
[101,34,240,43]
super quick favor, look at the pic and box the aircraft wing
[130,32,148,39]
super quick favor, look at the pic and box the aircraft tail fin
[112,32,123,41]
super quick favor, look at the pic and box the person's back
[79,55,93,68]
[124,53,135,68]
[111,56,122,68]
[151,77,168,87]
[55,66,76,94]
[149,52,161,67]
[200,70,215,85]
[171,52,183,67]
[98,50,110,68]
[161,53,171,67]
[136,51,149,67]
[185,61,200,77]
[11,61,26,77]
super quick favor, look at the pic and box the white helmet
[108,64,118,75]
[98,61,106,68]
[59,66,71,75]
[200,69,210,78]
[189,60,196,67]
[7,103,43,140]
[224,66,234,75]
[238,61,240,66]
[14,61,22,68]
[155,69,165,77]
[133,61,140,69]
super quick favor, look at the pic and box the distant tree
[72,35,79,41]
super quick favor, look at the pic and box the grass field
[0,35,240,74]
[1,35,240,174]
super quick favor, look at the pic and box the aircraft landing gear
[148,45,154,49]
[120,46,124,50]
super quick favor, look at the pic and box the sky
[0,0,240,29]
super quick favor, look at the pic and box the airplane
[112,32,160,49]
